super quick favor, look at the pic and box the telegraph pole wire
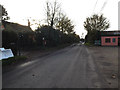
[100,0,108,13]
[93,0,99,14]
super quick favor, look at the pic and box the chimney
[28,19,30,27]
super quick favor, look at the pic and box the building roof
[101,31,120,36]
[2,21,33,33]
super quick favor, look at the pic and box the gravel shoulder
[87,46,118,88]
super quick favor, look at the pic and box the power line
[93,0,108,14]
[100,0,108,13]
[93,0,99,13]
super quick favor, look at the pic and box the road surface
[3,45,110,88]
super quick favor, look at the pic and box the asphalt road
[3,45,110,88]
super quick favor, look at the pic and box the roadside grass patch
[85,43,94,46]
[2,56,27,66]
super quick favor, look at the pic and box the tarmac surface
[2,45,118,88]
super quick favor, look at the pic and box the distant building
[101,31,120,46]
[2,21,33,33]
[28,19,31,28]
[2,21,36,43]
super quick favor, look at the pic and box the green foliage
[2,0,80,52]
[2,21,36,54]
[2,30,18,55]
[84,14,110,44]
[18,32,36,48]
[35,25,80,47]
[45,0,75,35]
[0,5,10,21]
[84,42,94,46]
[85,30,101,44]
[35,25,62,47]
[2,30,36,55]
[56,15,74,34]
[84,14,110,32]
[2,56,27,66]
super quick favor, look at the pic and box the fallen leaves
[111,74,116,79]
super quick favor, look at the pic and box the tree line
[1,0,110,56]
[1,1,80,56]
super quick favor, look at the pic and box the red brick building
[101,31,120,46]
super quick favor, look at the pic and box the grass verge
[2,56,27,66]
[84,42,94,47]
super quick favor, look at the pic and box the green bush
[84,43,94,46]
[2,31,18,56]
[2,56,27,66]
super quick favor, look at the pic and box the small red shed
[101,31,120,46]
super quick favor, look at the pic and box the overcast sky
[1,0,119,38]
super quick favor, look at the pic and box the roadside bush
[2,30,18,56]
[2,30,36,54]
[35,25,80,47]
[19,32,36,48]
[84,42,94,46]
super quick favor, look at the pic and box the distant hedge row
[2,31,35,56]
[2,26,80,56]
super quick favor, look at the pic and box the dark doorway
[118,38,120,46]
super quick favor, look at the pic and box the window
[105,38,111,43]
[112,38,116,43]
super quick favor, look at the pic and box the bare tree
[45,0,74,35]
[45,0,60,28]
[0,4,10,21]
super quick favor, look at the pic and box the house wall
[101,36,119,46]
